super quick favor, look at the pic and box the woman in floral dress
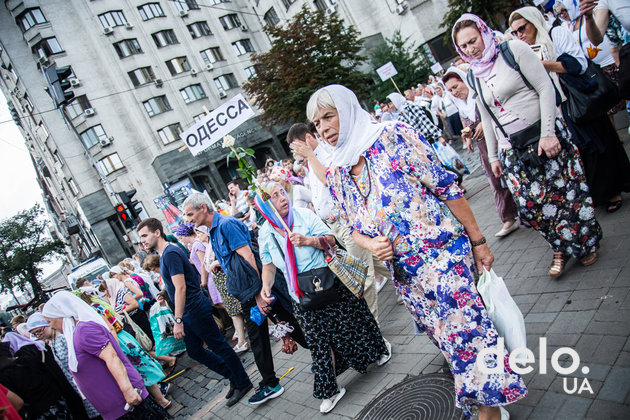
[293,84,526,419]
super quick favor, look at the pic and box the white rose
[222,135,235,148]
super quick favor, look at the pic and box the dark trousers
[241,298,307,389]
[183,297,251,389]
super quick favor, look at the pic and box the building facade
[0,0,451,265]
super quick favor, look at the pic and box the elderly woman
[269,166,314,211]
[26,313,101,419]
[292,84,525,420]
[453,13,602,277]
[255,182,389,414]
[508,7,630,213]
[442,67,519,238]
[42,291,169,420]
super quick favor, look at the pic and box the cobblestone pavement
[165,127,630,420]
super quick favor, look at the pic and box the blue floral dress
[326,122,527,415]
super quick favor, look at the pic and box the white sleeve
[552,26,588,73]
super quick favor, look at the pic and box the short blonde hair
[306,88,336,122]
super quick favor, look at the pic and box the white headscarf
[386,92,407,112]
[443,67,477,122]
[316,85,387,167]
[42,291,108,372]
[510,6,557,59]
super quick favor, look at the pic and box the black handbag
[475,78,547,167]
[271,235,337,311]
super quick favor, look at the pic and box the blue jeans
[182,297,251,389]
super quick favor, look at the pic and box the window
[200,47,224,65]
[16,8,47,32]
[180,84,206,103]
[65,95,92,119]
[98,153,124,175]
[281,0,296,10]
[244,66,257,79]
[173,0,200,11]
[158,123,183,144]
[152,29,178,48]
[33,37,63,58]
[98,10,127,28]
[143,95,172,116]
[138,3,165,20]
[213,74,238,91]
[128,67,156,87]
[211,0,230,4]
[187,21,212,39]
[193,112,207,122]
[165,56,191,75]
[80,125,108,148]
[232,39,254,56]
[113,39,143,58]
[263,7,280,27]
[68,178,80,196]
[219,14,241,30]
[53,150,65,166]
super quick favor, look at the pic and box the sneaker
[225,382,235,400]
[248,384,284,405]
[377,339,392,366]
[319,388,346,414]
[376,276,388,293]
[226,383,253,407]
[159,382,170,397]
[500,406,510,420]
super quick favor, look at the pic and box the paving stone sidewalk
[166,128,630,420]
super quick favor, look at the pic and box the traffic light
[115,203,134,229]
[119,189,142,222]
[44,65,75,107]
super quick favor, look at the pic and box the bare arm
[197,250,208,288]
[290,142,328,185]
[171,273,186,339]
[259,263,277,313]
[235,245,260,278]
[123,279,143,301]
[121,293,139,314]
[542,61,567,73]
[352,230,394,261]
[287,233,335,249]
[580,0,609,45]
[98,343,142,406]
[6,389,24,412]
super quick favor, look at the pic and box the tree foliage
[243,6,368,129]
[0,204,64,299]
[440,0,521,40]
[368,30,431,103]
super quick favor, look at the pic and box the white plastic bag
[477,268,526,353]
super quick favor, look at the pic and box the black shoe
[159,382,171,397]
[226,383,253,407]
[225,382,236,400]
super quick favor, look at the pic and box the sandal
[161,400,172,409]
[580,251,598,266]
[548,252,567,277]
[607,200,622,213]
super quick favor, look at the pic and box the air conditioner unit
[69,77,81,87]
[218,89,227,99]
[240,24,248,31]
[103,26,113,35]
[84,108,95,116]
[205,63,214,71]
[125,22,134,29]
[179,10,188,17]
[154,78,163,87]
[99,137,112,147]
[190,68,198,76]
[395,4,407,14]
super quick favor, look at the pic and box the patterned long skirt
[394,254,527,416]
[213,269,242,317]
[500,121,602,259]
[293,281,387,399]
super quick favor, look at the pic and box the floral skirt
[394,254,527,416]
[293,282,387,399]
[214,269,242,317]
[118,330,165,387]
[500,122,602,258]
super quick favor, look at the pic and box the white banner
[430,62,443,74]
[182,94,256,156]
[376,61,398,82]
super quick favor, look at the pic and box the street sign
[182,94,255,156]
[376,62,398,82]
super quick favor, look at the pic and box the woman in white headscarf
[292,84,526,420]
[509,6,630,213]
[42,291,169,420]
[442,67,519,238]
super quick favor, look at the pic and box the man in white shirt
[227,181,250,222]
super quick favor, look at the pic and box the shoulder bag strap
[474,76,509,139]
[317,236,335,259]
[270,233,285,260]
[498,42,535,91]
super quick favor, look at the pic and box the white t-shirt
[596,0,630,32]
[574,23,615,67]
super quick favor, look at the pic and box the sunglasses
[511,22,528,36]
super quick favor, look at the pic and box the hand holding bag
[476,268,527,353]
[123,311,153,352]
[318,236,367,298]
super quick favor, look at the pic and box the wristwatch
[174,317,183,324]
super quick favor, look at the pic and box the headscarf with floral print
[452,13,499,78]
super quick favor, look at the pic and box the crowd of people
[0,1,629,419]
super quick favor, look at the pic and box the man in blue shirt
[183,192,307,406]
[137,218,252,407]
